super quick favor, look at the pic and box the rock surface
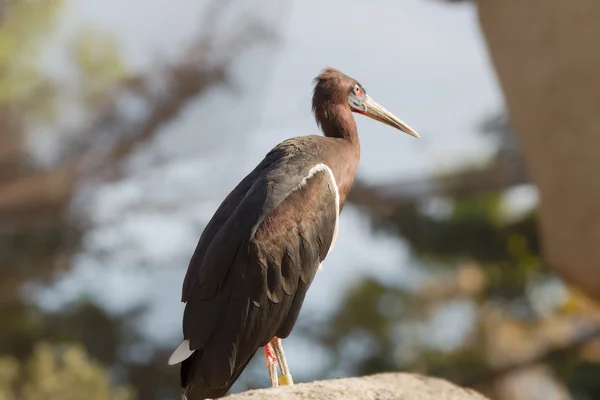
[223,373,489,400]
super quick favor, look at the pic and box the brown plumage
[169,68,419,399]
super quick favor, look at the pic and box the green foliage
[0,0,126,128]
[384,197,539,269]
[0,343,135,400]
[0,0,62,126]
[563,361,600,399]
[73,30,126,106]
[415,348,488,384]
[327,279,396,346]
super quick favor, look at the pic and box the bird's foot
[264,343,279,387]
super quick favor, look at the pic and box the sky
[36,0,507,381]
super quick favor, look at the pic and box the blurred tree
[323,108,600,400]
[0,0,279,398]
[334,1,600,396]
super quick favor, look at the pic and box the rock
[223,372,489,400]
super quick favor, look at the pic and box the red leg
[264,342,279,387]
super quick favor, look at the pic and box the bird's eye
[354,86,364,97]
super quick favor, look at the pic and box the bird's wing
[180,139,315,303]
[177,142,339,388]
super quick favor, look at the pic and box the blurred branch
[0,0,276,228]
[0,166,74,227]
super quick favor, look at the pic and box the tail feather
[180,350,257,400]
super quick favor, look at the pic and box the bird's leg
[270,337,294,386]
[263,343,279,387]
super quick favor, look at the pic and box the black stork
[168,68,419,399]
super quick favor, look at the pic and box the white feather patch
[296,163,340,254]
[168,339,195,365]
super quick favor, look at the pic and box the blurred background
[2,0,600,399]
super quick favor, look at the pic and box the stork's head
[312,67,419,138]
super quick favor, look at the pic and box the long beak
[355,95,420,138]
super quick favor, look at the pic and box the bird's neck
[316,104,361,211]
[331,140,360,213]
[319,104,360,145]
